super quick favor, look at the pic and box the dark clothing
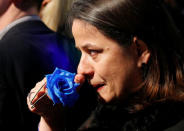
[78,101,184,131]
[0,20,77,131]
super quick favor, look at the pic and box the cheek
[94,53,125,83]
[106,58,139,96]
[117,64,141,96]
[98,58,126,92]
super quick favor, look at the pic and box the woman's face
[72,19,142,102]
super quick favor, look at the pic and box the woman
[27,0,184,130]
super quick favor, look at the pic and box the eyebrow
[75,43,99,49]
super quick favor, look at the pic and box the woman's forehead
[72,19,98,34]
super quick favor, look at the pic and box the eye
[88,49,102,58]
[88,49,99,57]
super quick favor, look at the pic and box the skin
[0,0,10,16]
[41,0,51,7]
[0,0,39,30]
[72,19,143,102]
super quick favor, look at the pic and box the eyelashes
[87,49,103,58]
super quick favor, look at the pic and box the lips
[92,84,105,91]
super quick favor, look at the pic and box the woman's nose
[77,56,94,78]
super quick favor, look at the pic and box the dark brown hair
[14,0,43,11]
[69,0,184,109]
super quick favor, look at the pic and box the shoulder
[79,101,184,131]
[1,20,56,42]
[132,101,184,130]
[0,20,57,54]
[0,20,57,70]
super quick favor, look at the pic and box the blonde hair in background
[40,0,74,32]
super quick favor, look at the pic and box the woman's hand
[74,74,86,87]
[27,77,66,131]
[26,73,86,131]
[27,77,53,117]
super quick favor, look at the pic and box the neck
[0,4,39,30]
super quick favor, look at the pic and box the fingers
[27,77,52,115]
[28,78,46,104]
[74,74,85,84]
[74,74,86,92]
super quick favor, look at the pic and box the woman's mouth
[93,84,105,91]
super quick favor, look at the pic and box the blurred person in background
[0,0,78,130]
[40,0,74,33]
[39,0,80,71]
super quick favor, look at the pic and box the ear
[41,0,51,7]
[132,37,150,68]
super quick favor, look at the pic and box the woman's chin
[98,93,113,103]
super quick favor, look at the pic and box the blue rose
[46,67,80,107]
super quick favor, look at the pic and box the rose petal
[45,68,80,107]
